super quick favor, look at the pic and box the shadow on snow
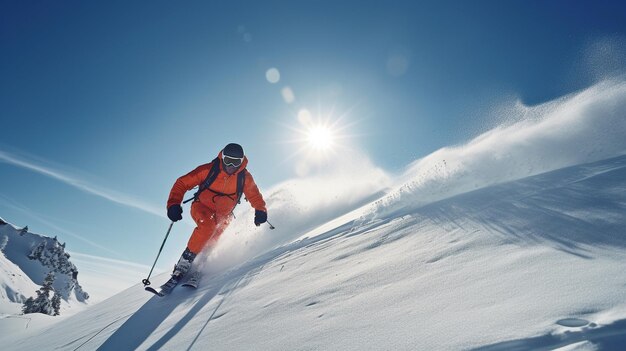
[97,155,626,350]
[471,318,626,351]
[415,155,626,258]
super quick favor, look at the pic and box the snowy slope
[0,253,39,314]
[0,222,89,316]
[5,154,626,351]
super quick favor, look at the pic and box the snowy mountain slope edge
[6,154,626,350]
[0,221,89,315]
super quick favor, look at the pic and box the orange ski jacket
[167,151,267,216]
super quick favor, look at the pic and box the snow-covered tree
[24,237,90,303]
[51,292,61,316]
[21,296,35,313]
[22,272,57,315]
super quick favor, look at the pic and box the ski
[145,286,168,297]
[181,271,200,289]
[145,276,180,297]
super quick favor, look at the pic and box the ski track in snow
[2,154,625,351]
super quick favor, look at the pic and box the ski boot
[146,248,197,296]
[171,247,197,280]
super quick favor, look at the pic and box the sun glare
[279,105,358,171]
[307,126,334,150]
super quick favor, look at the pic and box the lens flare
[266,68,280,83]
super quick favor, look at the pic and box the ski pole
[142,221,174,286]
[267,220,275,230]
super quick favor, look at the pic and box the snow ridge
[0,221,89,315]
[368,79,626,222]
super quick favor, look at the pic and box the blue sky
[1,0,625,282]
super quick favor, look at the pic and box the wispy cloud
[0,149,163,217]
[68,251,152,302]
[0,194,122,257]
[69,251,151,270]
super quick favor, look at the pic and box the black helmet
[223,143,244,158]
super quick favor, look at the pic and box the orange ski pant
[187,201,232,254]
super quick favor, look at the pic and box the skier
[165,143,267,283]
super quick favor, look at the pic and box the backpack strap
[236,169,247,204]
[210,169,246,205]
[183,158,221,204]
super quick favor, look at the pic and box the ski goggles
[223,155,243,167]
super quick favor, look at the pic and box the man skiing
[165,143,267,283]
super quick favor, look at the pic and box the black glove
[254,210,267,226]
[167,204,183,222]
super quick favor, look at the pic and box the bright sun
[307,126,334,151]
[280,107,355,165]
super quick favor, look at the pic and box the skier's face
[224,163,239,175]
